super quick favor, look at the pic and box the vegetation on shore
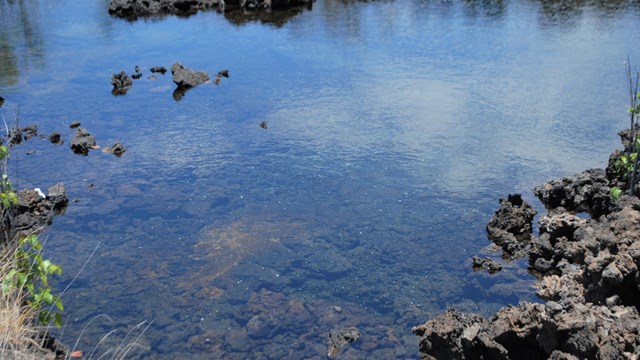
[611,59,640,199]
[0,126,64,358]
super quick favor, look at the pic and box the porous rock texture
[413,165,640,359]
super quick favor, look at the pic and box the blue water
[2,0,640,358]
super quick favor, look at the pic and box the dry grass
[0,245,55,360]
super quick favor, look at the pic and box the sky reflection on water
[1,0,640,358]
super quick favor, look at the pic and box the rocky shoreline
[108,0,313,20]
[412,134,640,358]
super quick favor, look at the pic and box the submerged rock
[0,96,4,108]
[327,327,360,357]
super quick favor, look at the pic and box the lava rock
[171,62,209,89]
[104,141,127,156]
[150,66,167,74]
[533,169,613,218]
[217,69,229,78]
[111,71,133,95]
[327,327,360,357]
[47,182,69,209]
[21,125,38,140]
[472,256,502,273]
[70,128,96,155]
[49,132,62,144]
[9,128,22,145]
[485,194,537,258]
[108,0,218,19]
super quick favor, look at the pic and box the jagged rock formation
[413,167,640,359]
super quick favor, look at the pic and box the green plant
[614,141,638,178]
[623,59,640,195]
[2,234,64,327]
[0,142,63,327]
[610,186,623,201]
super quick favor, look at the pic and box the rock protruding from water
[471,256,502,273]
[171,62,209,89]
[413,303,640,360]
[104,141,127,156]
[70,128,96,155]
[414,167,640,359]
[108,0,313,19]
[111,71,133,95]
[171,62,209,100]
[49,132,62,144]
[485,194,536,259]
[150,66,167,75]
[533,168,613,218]
[7,184,68,236]
[47,182,69,209]
[108,0,219,19]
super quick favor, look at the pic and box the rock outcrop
[108,0,219,19]
[414,162,640,358]
[108,0,313,19]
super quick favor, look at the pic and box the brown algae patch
[189,218,304,283]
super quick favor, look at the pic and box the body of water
[1,0,640,358]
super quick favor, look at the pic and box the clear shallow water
[1,0,640,358]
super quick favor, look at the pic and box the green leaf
[611,187,623,201]
[16,273,27,288]
[54,313,63,327]
[54,297,64,311]
[40,288,52,304]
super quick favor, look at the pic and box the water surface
[1,0,640,358]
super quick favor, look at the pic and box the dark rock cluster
[413,165,640,358]
[107,0,313,19]
[108,0,219,19]
[2,183,68,238]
